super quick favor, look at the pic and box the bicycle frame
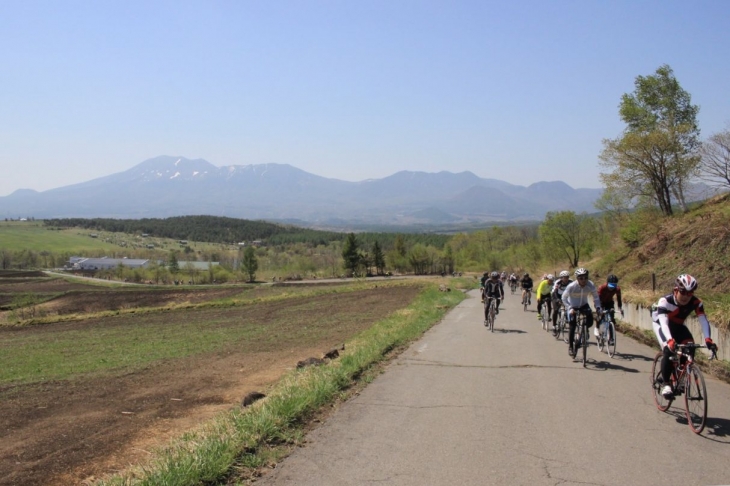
[597,310,616,356]
[652,343,716,434]
[572,311,588,367]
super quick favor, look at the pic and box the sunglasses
[577,276,587,280]
[676,289,694,296]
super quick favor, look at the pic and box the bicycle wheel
[581,324,587,367]
[684,365,708,434]
[561,314,569,343]
[483,298,489,326]
[597,319,605,353]
[489,302,495,332]
[523,293,528,312]
[651,352,672,411]
[572,321,581,358]
[606,320,617,357]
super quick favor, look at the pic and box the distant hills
[1,156,605,228]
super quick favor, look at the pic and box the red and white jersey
[651,293,711,345]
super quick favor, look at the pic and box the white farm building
[69,257,150,271]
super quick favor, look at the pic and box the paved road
[257,290,730,486]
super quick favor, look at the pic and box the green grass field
[0,220,241,260]
[0,221,121,253]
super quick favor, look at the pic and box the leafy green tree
[441,244,455,274]
[539,211,599,268]
[372,241,385,275]
[408,243,431,275]
[394,234,407,257]
[342,233,361,276]
[1,249,13,270]
[168,251,180,274]
[242,245,258,282]
[600,65,700,216]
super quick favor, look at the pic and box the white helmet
[574,268,589,277]
[546,274,554,281]
[675,274,698,292]
[559,270,570,278]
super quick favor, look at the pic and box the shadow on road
[612,352,654,362]
[703,417,730,443]
[492,328,527,334]
[662,410,730,444]
[592,360,640,373]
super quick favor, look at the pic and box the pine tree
[342,233,361,276]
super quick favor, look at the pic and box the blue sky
[1,0,729,196]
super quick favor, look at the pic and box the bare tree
[699,127,730,189]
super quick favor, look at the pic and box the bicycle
[510,281,517,295]
[596,310,617,358]
[650,343,716,434]
[484,297,496,332]
[540,300,551,332]
[571,310,588,367]
[522,289,531,312]
[553,302,566,341]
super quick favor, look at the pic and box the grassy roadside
[95,283,465,485]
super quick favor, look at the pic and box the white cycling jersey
[561,279,601,311]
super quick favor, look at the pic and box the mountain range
[1,156,604,228]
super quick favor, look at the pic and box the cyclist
[536,274,554,321]
[508,273,518,293]
[520,272,533,306]
[479,271,489,302]
[500,271,507,283]
[562,268,601,358]
[595,274,624,344]
[551,270,572,332]
[651,274,718,399]
[484,271,505,315]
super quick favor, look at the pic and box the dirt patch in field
[0,285,422,485]
[0,275,260,317]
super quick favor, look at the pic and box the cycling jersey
[651,293,711,348]
[597,283,623,309]
[561,279,600,310]
[536,279,553,297]
[484,278,504,298]
[551,278,572,301]
[520,276,533,290]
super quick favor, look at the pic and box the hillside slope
[591,193,730,325]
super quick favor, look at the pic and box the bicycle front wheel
[581,325,587,367]
[651,352,672,411]
[606,320,617,358]
[684,365,708,434]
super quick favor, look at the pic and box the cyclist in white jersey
[561,268,601,358]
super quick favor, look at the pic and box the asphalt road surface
[257,289,730,486]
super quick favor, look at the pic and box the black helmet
[523,273,529,277]
[607,274,618,284]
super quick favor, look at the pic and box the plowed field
[0,277,422,485]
